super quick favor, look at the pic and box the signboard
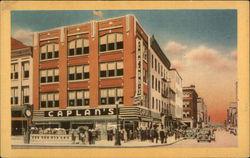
[44,108,117,117]
[135,38,143,100]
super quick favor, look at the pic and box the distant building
[182,85,198,128]
[11,38,33,135]
[197,97,207,128]
[226,102,237,128]
[169,69,183,122]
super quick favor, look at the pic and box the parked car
[229,127,237,136]
[197,129,215,142]
[184,129,197,139]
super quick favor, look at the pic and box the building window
[158,63,160,74]
[143,69,148,83]
[22,87,29,104]
[68,90,89,106]
[11,63,18,80]
[100,88,123,105]
[151,55,154,68]
[158,80,161,93]
[156,99,158,110]
[155,59,157,72]
[22,62,29,79]
[68,65,89,81]
[99,33,123,52]
[143,44,148,62]
[40,92,59,108]
[68,38,89,56]
[152,97,154,109]
[161,65,163,77]
[155,78,157,91]
[152,75,154,89]
[40,68,59,84]
[40,43,59,60]
[100,61,123,78]
[11,87,18,105]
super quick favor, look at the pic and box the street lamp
[115,100,121,146]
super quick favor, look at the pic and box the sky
[11,10,237,123]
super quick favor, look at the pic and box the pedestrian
[88,129,92,145]
[160,129,165,144]
[92,129,96,144]
[155,128,159,143]
[71,130,76,144]
[150,128,154,143]
[124,129,127,143]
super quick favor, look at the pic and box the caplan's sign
[44,108,117,117]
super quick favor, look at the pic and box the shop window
[11,63,18,80]
[68,38,89,56]
[68,90,89,107]
[100,88,123,105]
[40,68,59,84]
[40,92,59,108]
[99,33,123,52]
[40,43,59,61]
[22,62,29,79]
[68,65,89,81]
[99,61,123,78]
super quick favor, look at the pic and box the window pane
[41,45,47,53]
[48,44,53,52]
[84,91,89,98]
[69,40,75,49]
[83,47,89,54]
[108,34,115,43]
[108,43,115,50]
[77,91,83,99]
[69,92,75,99]
[84,39,89,47]
[48,93,53,100]
[76,66,83,73]
[54,44,59,51]
[116,34,123,42]
[84,65,89,72]
[117,88,123,96]
[100,89,107,97]
[108,63,115,70]
[100,35,107,44]
[76,39,83,48]
[100,63,107,71]
[54,93,59,100]
[69,67,75,73]
[76,48,82,55]
[108,89,115,97]
[108,97,115,104]
[100,45,106,52]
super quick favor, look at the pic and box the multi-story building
[226,102,237,128]
[182,85,198,128]
[149,35,172,129]
[169,69,183,122]
[11,38,33,135]
[197,97,207,128]
[32,15,177,136]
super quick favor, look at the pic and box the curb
[12,138,185,149]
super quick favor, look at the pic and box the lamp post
[115,100,121,146]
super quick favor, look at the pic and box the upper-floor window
[155,78,157,91]
[11,63,18,80]
[100,88,123,105]
[40,92,59,108]
[22,86,29,104]
[151,55,154,68]
[100,61,123,78]
[68,38,89,56]
[99,33,123,52]
[155,59,157,72]
[40,43,59,61]
[143,69,148,83]
[40,68,59,84]
[68,65,89,81]
[158,80,161,93]
[142,44,148,62]
[152,97,154,109]
[22,62,29,79]
[152,75,154,89]
[68,90,89,107]
[11,87,18,105]
[158,63,160,74]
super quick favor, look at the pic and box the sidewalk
[12,135,184,148]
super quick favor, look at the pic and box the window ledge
[40,82,59,85]
[100,76,123,80]
[40,58,59,62]
[99,49,123,54]
[68,79,89,83]
[68,54,89,58]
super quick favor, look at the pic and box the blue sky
[12,10,237,53]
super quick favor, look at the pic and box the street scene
[10,10,237,148]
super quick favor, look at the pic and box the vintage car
[184,129,197,139]
[197,129,215,142]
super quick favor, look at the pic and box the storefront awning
[178,120,187,126]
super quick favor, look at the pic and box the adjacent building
[182,85,198,128]
[11,38,33,135]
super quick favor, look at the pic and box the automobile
[184,129,197,139]
[196,129,214,142]
[229,127,237,136]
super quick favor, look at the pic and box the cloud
[12,28,33,46]
[185,45,235,71]
[230,50,237,60]
[171,59,184,71]
[164,41,187,54]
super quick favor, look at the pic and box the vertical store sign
[135,38,143,100]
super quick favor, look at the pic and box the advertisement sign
[135,38,143,101]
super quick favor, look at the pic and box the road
[167,130,237,148]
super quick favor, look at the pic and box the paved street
[167,130,237,148]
